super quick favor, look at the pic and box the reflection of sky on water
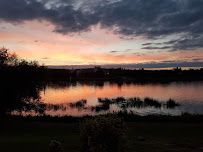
[12,81,203,116]
[41,81,203,104]
[128,101,203,116]
[40,101,203,117]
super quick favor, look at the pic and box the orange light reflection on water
[41,81,203,105]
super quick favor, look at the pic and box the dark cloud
[142,43,153,46]
[142,35,203,51]
[171,36,203,50]
[133,52,146,56]
[110,51,118,53]
[0,0,203,50]
[109,49,132,53]
[161,60,177,63]
[41,57,50,60]
[142,46,171,50]
[142,43,162,46]
[193,59,202,62]
[125,49,132,52]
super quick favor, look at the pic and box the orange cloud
[1,20,202,65]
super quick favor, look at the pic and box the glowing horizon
[0,0,203,67]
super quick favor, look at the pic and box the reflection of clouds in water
[129,101,203,116]
[129,107,183,116]
[45,98,203,116]
[41,81,203,105]
[12,97,203,117]
[180,101,203,115]
[9,81,203,117]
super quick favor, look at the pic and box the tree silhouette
[0,47,17,68]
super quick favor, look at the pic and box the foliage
[0,47,17,67]
[0,80,45,118]
[0,46,47,82]
[80,116,128,152]
[0,46,40,69]
[48,140,63,152]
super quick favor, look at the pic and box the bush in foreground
[48,140,63,152]
[80,116,127,152]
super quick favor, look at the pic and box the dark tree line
[0,47,46,117]
[0,47,48,81]
[0,47,40,69]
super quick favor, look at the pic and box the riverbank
[1,119,203,152]
[3,112,203,123]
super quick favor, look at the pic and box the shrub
[48,140,63,152]
[80,116,127,152]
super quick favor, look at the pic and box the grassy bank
[1,118,203,152]
[3,112,203,123]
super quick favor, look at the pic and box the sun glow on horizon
[0,20,203,66]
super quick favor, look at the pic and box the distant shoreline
[47,65,203,70]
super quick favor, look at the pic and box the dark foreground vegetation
[1,47,203,152]
[1,114,203,152]
[3,111,203,123]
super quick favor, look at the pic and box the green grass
[0,120,80,152]
[0,120,203,152]
[127,122,203,152]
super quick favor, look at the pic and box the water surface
[33,81,203,116]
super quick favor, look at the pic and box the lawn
[0,120,203,152]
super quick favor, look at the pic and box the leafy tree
[0,47,17,67]
[0,47,40,69]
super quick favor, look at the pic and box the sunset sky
[0,0,203,68]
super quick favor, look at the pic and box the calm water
[20,81,202,116]
[10,81,203,116]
